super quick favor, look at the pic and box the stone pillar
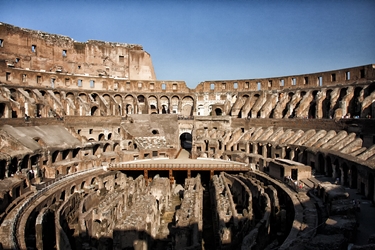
[187,170,191,179]
[144,170,148,186]
[289,150,295,161]
[262,145,267,158]
[246,143,250,154]
[210,170,214,179]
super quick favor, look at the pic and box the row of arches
[231,83,375,119]
[0,87,197,118]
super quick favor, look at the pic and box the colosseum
[0,22,374,250]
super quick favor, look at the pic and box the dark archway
[351,165,358,189]
[215,108,222,116]
[180,132,192,151]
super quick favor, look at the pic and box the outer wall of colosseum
[0,22,375,250]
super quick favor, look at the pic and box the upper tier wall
[195,64,375,92]
[0,22,156,81]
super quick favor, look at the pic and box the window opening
[162,83,166,90]
[257,82,261,90]
[150,82,154,90]
[22,74,27,82]
[126,82,130,89]
[245,82,249,89]
[280,79,284,86]
[78,65,81,69]
[345,71,350,80]
[0,39,3,47]
[210,83,215,90]
[138,82,142,88]
[51,78,55,88]
[173,83,177,90]
[62,50,67,57]
[222,82,226,89]
[119,55,124,62]
[90,80,95,88]
[268,80,272,88]
[360,69,365,78]
[37,75,42,84]
[15,58,20,63]
[304,77,308,84]
[31,45,36,53]
[78,79,82,87]
[318,76,323,86]
[233,82,238,89]
[331,73,336,82]
[65,78,70,84]
[291,78,296,86]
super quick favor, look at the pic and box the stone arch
[215,108,223,116]
[91,106,100,116]
[171,96,180,114]
[350,164,358,189]
[308,90,319,119]
[114,94,123,116]
[180,132,192,150]
[98,133,105,141]
[113,143,120,152]
[103,143,111,152]
[79,93,88,102]
[70,185,76,194]
[148,95,158,113]
[91,93,100,102]
[348,87,363,117]
[322,89,333,118]
[317,153,325,174]
[160,95,170,114]
[125,94,135,115]
[197,104,204,116]
[181,96,194,116]
[341,162,349,186]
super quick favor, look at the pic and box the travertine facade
[0,23,375,250]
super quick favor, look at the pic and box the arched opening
[215,108,222,116]
[322,89,332,118]
[348,87,363,117]
[0,103,6,118]
[318,154,325,174]
[180,132,192,151]
[60,190,65,201]
[137,95,145,103]
[369,173,374,201]
[52,151,59,163]
[103,144,111,152]
[334,159,341,182]
[0,160,6,179]
[326,157,333,177]
[93,144,100,155]
[98,134,105,141]
[308,91,318,119]
[342,163,349,186]
[91,106,99,116]
[152,129,159,135]
[350,165,358,189]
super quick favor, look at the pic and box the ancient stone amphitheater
[0,22,374,250]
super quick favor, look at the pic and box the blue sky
[1,0,375,88]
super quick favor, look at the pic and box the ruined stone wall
[0,22,155,82]
[195,64,375,92]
